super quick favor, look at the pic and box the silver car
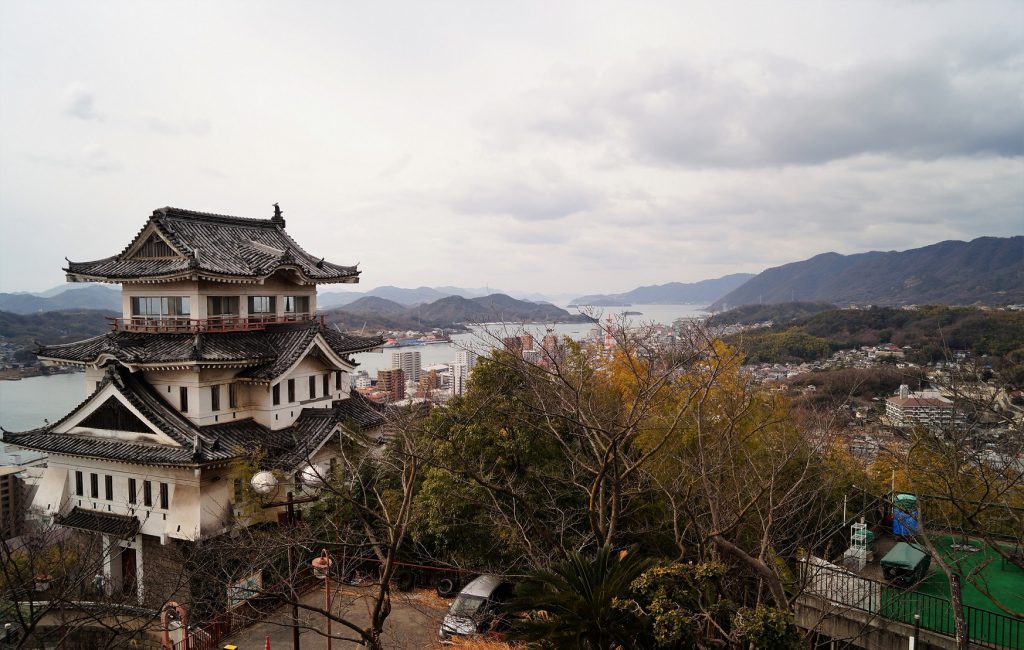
[438,574,515,642]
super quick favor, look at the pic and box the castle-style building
[2,206,384,603]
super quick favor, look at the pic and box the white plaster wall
[41,455,201,541]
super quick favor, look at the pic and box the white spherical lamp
[300,464,326,488]
[250,470,279,495]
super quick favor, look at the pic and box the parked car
[438,574,515,642]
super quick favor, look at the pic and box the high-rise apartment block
[378,368,406,400]
[391,350,421,382]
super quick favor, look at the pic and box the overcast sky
[0,1,1021,296]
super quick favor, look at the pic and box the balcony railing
[107,314,322,334]
[801,557,1021,649]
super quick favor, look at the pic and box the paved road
[223,584,448,649]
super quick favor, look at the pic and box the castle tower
[2,206,386,604]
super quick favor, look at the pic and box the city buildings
[377,368,406,400]
[451,350,477,397]
[885,385,965,429]
[0,205,386,604]
[390,350,421,382]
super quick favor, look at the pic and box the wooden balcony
[107,314,323,334]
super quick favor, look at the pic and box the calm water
[0,372,88,464]
[351,303,707,374]
[0,304,708,449]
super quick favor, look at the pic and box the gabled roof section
[37,321,382,370]
[58,507,140,538]
[65,206,361,285]
[1,364,387,468]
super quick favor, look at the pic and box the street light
[311,549,334,650]
[249,471,320,650]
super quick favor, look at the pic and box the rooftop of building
[1,365,387,468]
[36,319,383,375]
[64,205,360,285]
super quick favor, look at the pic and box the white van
[438,574,515,642]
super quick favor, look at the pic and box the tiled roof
[65,207,359,284]
[2,367,387,468]
[38,321,383,371]
[58,507,140,538]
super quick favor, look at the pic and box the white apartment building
[391,350,422,382]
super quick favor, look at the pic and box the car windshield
[449,595,486,617]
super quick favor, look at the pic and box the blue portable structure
[892,493,919,536]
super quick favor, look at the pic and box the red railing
[107,314,322,334]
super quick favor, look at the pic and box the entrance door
[121,547,137,596]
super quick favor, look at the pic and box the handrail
[107,314,323,334]
[801,558,1021,649]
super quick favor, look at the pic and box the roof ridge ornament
[271,202,286,228]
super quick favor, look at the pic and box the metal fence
[801,557,1022,650]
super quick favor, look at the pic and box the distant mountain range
[323,293,591,332]
[0,285,121,314]
[710,236,1024,310]
[319,285,505,308]
[570,274,755,306]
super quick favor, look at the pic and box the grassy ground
[880,535,1023,647]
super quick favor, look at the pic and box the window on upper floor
[128,478,137,504]
[248,296,275,315]
[284,296,309,314]
[229,383,238,409]
[159,482,169,509]
[143,481,153,507]
[74,471,83,496]
[323,373,329,397]
[90,473,99,499]
[104,475,113,501]
[335,371,342,391]
[272,384,281,406]
[207,296,239,316]
[180,386,189,413]
[309,375,316,400]
[211,385,221,412]
[287,379,295,402]
[131,296,190,318]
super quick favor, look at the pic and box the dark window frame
[323,373,329,397]
[248,295,275,315]
[159,482,169,509]
[229,383,238,409]
[287,379,295,403]
[309,375,316,400]
[128,478,137,504]
[211,385,221,412]
[90,473,99,499]
[75,471,83,496]
[104,475,113,501]
[272,384,281,406]
[180,386,189,413]
[335,371,342,390]
[143,481,153,507]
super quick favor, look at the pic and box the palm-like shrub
[507,546,652,649]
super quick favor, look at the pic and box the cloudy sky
[0,1,1021,296]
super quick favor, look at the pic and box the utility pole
[261,491,320,650]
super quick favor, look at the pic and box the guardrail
[801,557,1022,649]
[107,314,321,334]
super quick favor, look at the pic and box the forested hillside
[722,305,1024,364]
[711,236,1024,309]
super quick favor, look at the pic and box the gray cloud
[26,144,123,173]
[62,82,101,121]
[450,167,600,221]
[488,39,1023,168]
[141,113,211,136]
